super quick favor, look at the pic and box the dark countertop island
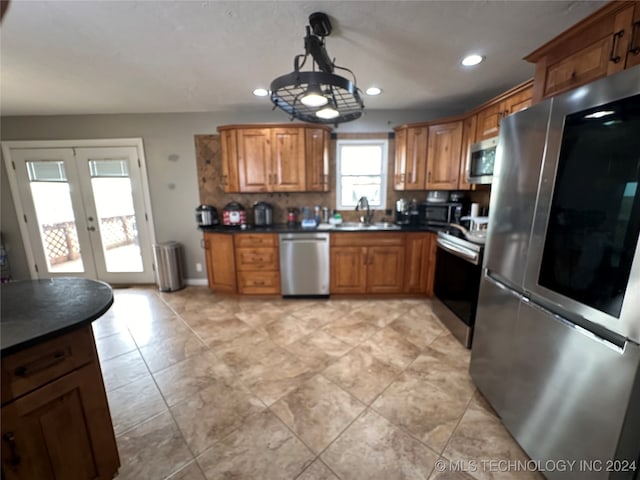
[1,277,114,356]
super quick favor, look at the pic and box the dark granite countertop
[1,278,114,356]
[199,223,447,234]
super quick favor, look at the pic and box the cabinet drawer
[331,232,404,247]
[235,234,277,247]
[235,247,279,271]
[1,326,96,404]
[237,271,281,294]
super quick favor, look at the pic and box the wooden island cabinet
[1,278,119,480]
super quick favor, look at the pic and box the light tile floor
[94,286,541,480]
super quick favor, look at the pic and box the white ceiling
[0,1,605,117]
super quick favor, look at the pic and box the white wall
[0,108,454,282]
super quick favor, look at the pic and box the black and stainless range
[433,229,483,348]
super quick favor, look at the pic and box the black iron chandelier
[270,12,364,125]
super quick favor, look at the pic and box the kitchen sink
[334,222,401,231]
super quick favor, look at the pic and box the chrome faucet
[355,196,373,225]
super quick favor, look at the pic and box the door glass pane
[89,158,143,272]
[539,95,640,318]
[26,161,85,273]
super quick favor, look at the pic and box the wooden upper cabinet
[627,5,640,69]
[458,114,477,191]
[219,124,330,193]
[305,128,329,192]
[504,87,533,115]
[393,127,407,190]
[404,127,428,190]
[219,130,239,192]
[426,121,462,190]
[475,103,503,141]
[474,81,533,142]
[272,128,305,191]
[393,126,428,190]
[525,1,640,103]
[237,128,272,192]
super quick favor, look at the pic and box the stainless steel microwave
[467,136,498,184]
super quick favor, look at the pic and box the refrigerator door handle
[521,296,626,353]
[484,269,523,299]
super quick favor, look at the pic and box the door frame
[1,138,157,282]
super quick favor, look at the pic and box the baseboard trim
[185,278,208,286]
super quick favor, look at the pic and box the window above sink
[335,139,389,211]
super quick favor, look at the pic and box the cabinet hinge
[72,147,76,156]
[11,161,16,170]
[34,264,39,273]
[145,213,148,221]
[23,214,27,223]
[137,158,141,168]
[152,263,156,272]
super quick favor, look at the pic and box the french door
[4,141,155,284]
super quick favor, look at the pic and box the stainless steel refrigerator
[470,65,640,480]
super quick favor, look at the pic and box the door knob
[87,226,96,232]
[87,216,94,222]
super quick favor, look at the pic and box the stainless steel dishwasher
[279,232,330,296]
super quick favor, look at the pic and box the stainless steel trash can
[153,242,184,292]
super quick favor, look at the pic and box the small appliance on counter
[409,199,420,226]
[426,190,450,203]
[419,201,463,226]
[286,207,298,227]
[300,206,317,229]
[395,198,409,225]
[195,204,219,227]
[253,201,273,227]
[222,201,246,226]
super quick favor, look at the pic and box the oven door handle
[437,237,481,265]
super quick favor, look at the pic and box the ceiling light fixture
[300,84,329,107]
[461,54,484,67]
[366,87,382,96]
[253,88,269,97]
[270,12,364,125]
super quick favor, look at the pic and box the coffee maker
[395,198,409,225]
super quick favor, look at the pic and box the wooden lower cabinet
[234,233,280,295]
[367,246,405,294]
[330,233,406,295]
[1,327,119,480]
[204,232,236,293]
[403,232,437,296]
[204,231,437,297]
[330,247,367,294]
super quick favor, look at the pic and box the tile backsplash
[195,134,489,225]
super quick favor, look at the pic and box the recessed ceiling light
[461,54,484,67]
[366,87,383,96]
[253,88,269,97]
